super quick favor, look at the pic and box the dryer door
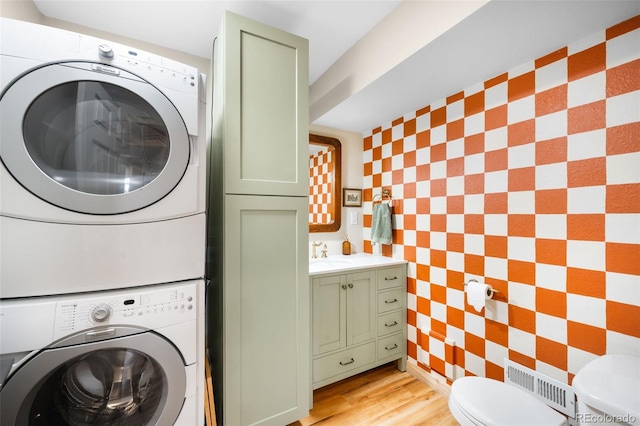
[0,62,190,214]
[0,331,187,426]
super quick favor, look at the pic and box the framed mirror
[309,134,341,233]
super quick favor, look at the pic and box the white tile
[508,281,536,311]
[536,312,567,344]
[416,312,431,331]
[606,331,640,358]
[403,230,416,246]
[465,112,485,136]
[567,294,606,328]
[416,180,430,199]
[403,166,417,185]
[485,257,508,281]
[446,251,464,271]
[606,27,640,68]
[372,159,382,174]
[465,153,485,175]
[430,231,447,250]
[392,153,404,170]
[568,347,599,377]
[465,311,486,338]
[448,138,465,160]
[447,176,465,196]
[567,71,605,108]
[508,328,536,358]
[485,300,509,324]
[607,152,640,185]
[415,215,430,232]
[607,91,640,127]
[536,214,567,240]
[485,341,509,367]
[430,160,446,179]
[407,293,416,312]
[404,134,416,152]
[567,129,606,161]
[606,214,640,244]
[382,141,392,158]
[485,127,508,152]
[509,61,535,78]
[429,335,445,359]
[363,148,373,163]
[507,237,536,263]
[407,324,417,344]
[508,144,536,169]
[447,99,464,122]
[372,131,382,147]
[416,279,431,299]
[535,361,568,384]
[485,170,508,193]
[464,194,484,214]
[535,264,567,292]
[465,352,486,377]
[508,95,535,124]
[447,288,465,311]
[465,82,484,97]
[431,301,447,323]
[536,163,568,190]
[536,110,568,141]
[392,122,404,141]
[464,234,484,256]
[446,325,466,350]
[508,191,535,214]
[606,271,640,306]
[430,266,447,287]
[536,58,568,92]
[447,214,465,234]
[416,112,431,133]
[431,124,447,145]
[568,31,605,55]
[485,81,507,109]
[381,171,392,187]
[430,196,446,214]
[566,240,605,271]
[567,186,606,214]
[484,214,508,236]
[415,146,430,166]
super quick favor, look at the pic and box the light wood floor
[289,363,458,426]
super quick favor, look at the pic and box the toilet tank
[573,354,640,426]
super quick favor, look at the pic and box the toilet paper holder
[464,279,499,294]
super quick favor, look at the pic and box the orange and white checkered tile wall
[362,15,640,385]
[309,149,333,224]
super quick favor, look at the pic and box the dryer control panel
[52,280,199,341]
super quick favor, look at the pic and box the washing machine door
[0,329,187,426]
[0,61,190,214]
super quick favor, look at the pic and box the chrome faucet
[311,241,323,259]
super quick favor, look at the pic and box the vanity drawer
[313,342,376,383]
[377,288,403,314]
[377,311,403,337]
[377,267,404,290]
[377,333,404,361]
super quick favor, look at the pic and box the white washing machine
[0,279,204,426]
[0,18,207,297]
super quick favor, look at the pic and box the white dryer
[0,279,205,426]
[0,18,207,297]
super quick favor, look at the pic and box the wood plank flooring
[289,363,458,426]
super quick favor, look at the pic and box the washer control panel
[53,281,198,340]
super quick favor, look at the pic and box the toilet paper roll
[467,280,493,312]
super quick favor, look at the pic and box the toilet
[448,354,640,426]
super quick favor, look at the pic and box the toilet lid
[450,377,567,426]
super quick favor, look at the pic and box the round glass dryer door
[0,331,186,425]
[0,62,190,214]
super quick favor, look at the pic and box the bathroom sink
[309,258,352,269]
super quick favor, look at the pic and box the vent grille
[504,359,575,418]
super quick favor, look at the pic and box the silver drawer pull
[385,344,398,351]
[385,321,398,327]
[385,298,398,304]
[339,358,355,366]
[384,276,398,281]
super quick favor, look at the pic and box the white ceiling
[32,0,640,134]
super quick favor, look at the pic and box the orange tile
[447,91,465,104]
[404,245,417,263]
[465,91,485,117]
[568,157,606,187]
[429,355,446,377]
[431,249,447,268]
[381,244,393,256]
[567,214,605,241]
[566,267,605,298]
[607,122,640,155]
[508,119,535,147]
[536,137,567,165]
[404,150,416,167]
[485,72,508,89]
[416,197,430,214]
[485,235,508,258]
[392,117,404,127]
[535,288,567,318]
[447,195,464,214]
[606,14,640,40]
[363,214,372,227]
[373,146,382,160]
[417,105,431,116]
[485,104,508,131]
[408,341,417,360]
[485,148,508,171]
[606,184,640,213]
[607,301,640,338]
[447,118,464,141]
[431,143,447,163]
[509,350,536,370]
[465,332,486,358]
[447,157,465,177]
[568,321,607,354]
[404,182,416,198]
[485,361,504,381]
[465,254,485,276]
[508,214,536,237]
[568,100,606,134]
[485,193,508,214]
[508,260,536,285]
[536,336,568,370]
[363,136,373,150]
[464,214,485,235]
[464,133,485,155]
[416,164,430,182]
[392,139,404,156]
[508,71,535,102]
[445,340,455,365]
[607,59,640,97]
[509,305,536,334]
[431,106,447,128]
[536,189,568,214]
[431,319,447,337]
[447,270,465,291]
[536,238,567,266]
[535,47,568,68]
[404,214,417,230]
[508,167,536,192]
[465,173,485,195]
[447,306,465,330]
[535,84,567,116]
[454,347,466,369]
[402,118,416,137]
[568,43,606,82]
[606,242,640,275]
[431,214,447,232]
[363,161,373,177]
[382,128,392,144]
[431,179,447,197]
[392,169,403,184]
[431,283,447,304]
[486,319,509,347]
[416,129,430,148]
[372,126,383,134]
[407,277,417,295]
[417,263,430,282]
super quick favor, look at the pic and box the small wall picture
[343,188,362,207]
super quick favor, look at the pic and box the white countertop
[308,253,407,276]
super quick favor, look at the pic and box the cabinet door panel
[313,275,346,355]
[347,271,376,346]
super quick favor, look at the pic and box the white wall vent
[504,358,576,418]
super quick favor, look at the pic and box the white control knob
[98,44,114,58]
[91,304,112,322]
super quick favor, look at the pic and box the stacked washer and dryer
[0,18,207,425]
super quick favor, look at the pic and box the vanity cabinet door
[346,271,377,346]
[313,274,347,355]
